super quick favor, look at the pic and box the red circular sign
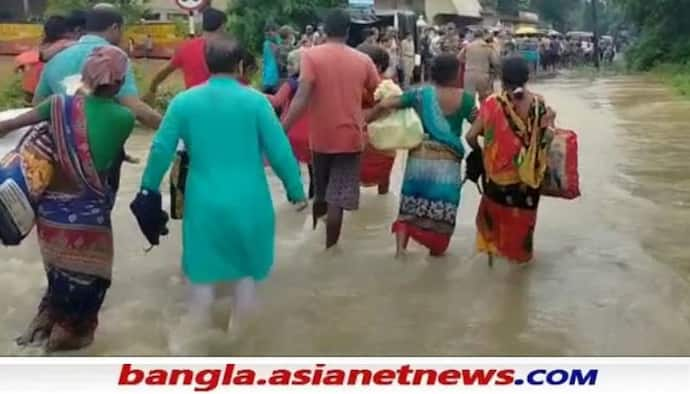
[175,0,208,11]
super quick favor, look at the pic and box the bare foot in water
[16,310,53,348]
[46,325,94,353]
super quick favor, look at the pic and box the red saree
[475,93,549,263]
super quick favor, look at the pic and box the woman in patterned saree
[466,56,555,264]
[374,54,476,257]
[0,46,135,351]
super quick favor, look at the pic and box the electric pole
[592,0,600,69]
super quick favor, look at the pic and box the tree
[44,0,150,23]
[530,0,578,31]
[227,0,343,53]
[614,0,690,69]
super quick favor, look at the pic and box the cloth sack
[130,189,169,247]
[368,80,424,151]
[0,122,54,245]
[170,150,189,220]
[541,128,580,199]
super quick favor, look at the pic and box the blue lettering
[526,370,547,385]
[546,370,569,385]
[570,369,599,386]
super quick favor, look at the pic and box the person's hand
[124,154,141,165]
[142,91,156,107]
[542,106,557,128]
[380,95,400,109]
[293,199,308,212]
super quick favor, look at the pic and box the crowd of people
[0,5,557,353]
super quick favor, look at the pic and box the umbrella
[515,26,539,36]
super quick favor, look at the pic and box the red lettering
[144,370,167,386]
[462,369,496,385]
[373,369,396,385]
[118,364,144,385]
[347,369,373,385]
[311,364,326,385]
[222,364,235,385]
[195,369,221,392]
[169,369,194,385]
[232,369,255,385]
[438,369,462,385]
[268,369,292,385]
[291,369,311,385]
[412,369,438,385]
[397,365,413,385]
[495,369,515,385]
[323,369,346,385]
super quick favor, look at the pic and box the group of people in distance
[0,6,555,353]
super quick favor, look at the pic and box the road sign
[175,0,208,12]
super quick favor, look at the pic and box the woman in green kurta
[138,38,306,330]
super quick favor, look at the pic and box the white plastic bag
[368,80,424,151]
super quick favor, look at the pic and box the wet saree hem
[32,266,110,351]
[29,94,114,350]
[475,194,537,263]
[392,220,451,255]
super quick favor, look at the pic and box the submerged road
[1,75,690,355]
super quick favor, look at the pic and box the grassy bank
[650,63,690,97]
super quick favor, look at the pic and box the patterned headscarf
[81,46,128,91]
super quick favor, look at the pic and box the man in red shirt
[144,7,226,101]
[282,9,381,249]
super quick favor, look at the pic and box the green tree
[530,0,580,31]
[227,0,343,53]
[45,0,150,23]
[614,0,690,69]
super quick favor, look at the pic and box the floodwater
[1,75,690,356]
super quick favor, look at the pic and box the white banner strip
[0,357,688,393]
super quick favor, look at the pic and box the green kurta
[141,76,305,284]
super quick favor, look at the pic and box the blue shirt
[262,39,279,89]
[35,35,138,101]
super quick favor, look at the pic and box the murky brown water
[2,74,690,356]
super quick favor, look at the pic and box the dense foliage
[227,0,343,53]
[615,0,690,70]
[0,76,27,111]
[45,0,149,22]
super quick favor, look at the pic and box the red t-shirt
[300,43,380,153]
[171,38,211,89]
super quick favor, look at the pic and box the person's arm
[119,97,162,130]
[0,100,51,137]
[144,61,177,104]
[364,59,382,97]
[466,105,485,151]
[257,96,306,205]
[489,47,500,69]
[32,68,51,105]
[282,54,315,130]
[117,60,162,130]
[266,82,292,108]
[140,97,184,191]
[458,47,467,64]
[365,96,403,123]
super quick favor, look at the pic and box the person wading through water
[282,9,380,249]
[1,46,136,352]
[135,36,306,337]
